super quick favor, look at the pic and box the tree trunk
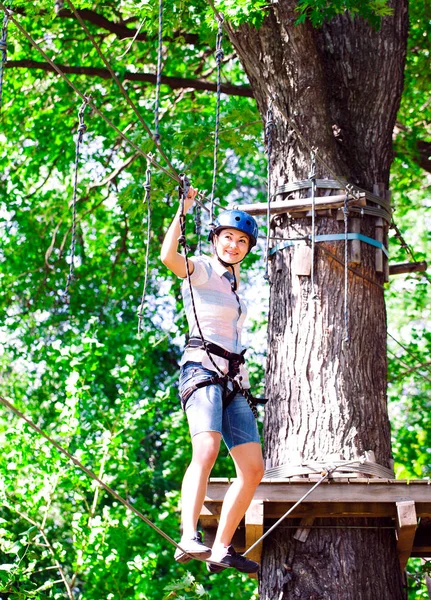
[227,2,409,598]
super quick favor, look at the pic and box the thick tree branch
[14,7,200,45]
[5,60,253,98]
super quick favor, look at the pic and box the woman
[160,187,264,574]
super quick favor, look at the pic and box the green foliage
[295,0,393,27]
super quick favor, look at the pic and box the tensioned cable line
[0,2,178,183]
[0,394,229,570]
[242,461,361,558]
[64,0,177,177]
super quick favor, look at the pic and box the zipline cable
[0,394,229,570]
[64,0,177,177]
[242,459,361,557]
[0,2,179,184]
[64,97,89,302]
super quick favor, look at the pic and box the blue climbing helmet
[208,210,258,250]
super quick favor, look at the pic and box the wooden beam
[204,479,431,517]
[389,261,428,276]
[244,500,264,578]
[396,500,418,571]
[230,194,366,216]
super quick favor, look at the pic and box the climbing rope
[343,192,350,344]
[309,149,317,297]
[0,5,10,109]
[64,98,89,302]
[264,101,274,282]
[154,0,163,143]
[209,14,224,228]
[137,158,153,333]
[63,0,176,176]
[178,178,258,417]
[0,395,228,570]
[194,203,202,254]
[0,3,177,183]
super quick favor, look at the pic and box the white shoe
[174,532,211,564]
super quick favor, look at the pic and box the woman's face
[214,228,250,264]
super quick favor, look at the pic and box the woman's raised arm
[160,187,197,278]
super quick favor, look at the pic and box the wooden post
[350,218,362,265]
[245,500,264,577]
[396,500,418,572]
[375,217,384,274]
[293,245,312,276]
[373,184,385,275]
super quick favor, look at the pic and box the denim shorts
[179,361,261,451]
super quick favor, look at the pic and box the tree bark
[227,2,409,598]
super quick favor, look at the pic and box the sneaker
[174,532,211,564]
[206,545,259,574]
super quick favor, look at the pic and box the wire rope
[0,394,229,569]
[0,3,178,183]
[64,0,177,177]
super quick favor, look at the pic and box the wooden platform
[201,478,431,574]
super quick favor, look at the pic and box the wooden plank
[245,500,264,574]
[396,500,418,571]
[230,194,366,216]
[205,480,431,512]
[294,517,315,542]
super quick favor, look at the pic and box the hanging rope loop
[309,148,318,298]
[343,191,350,345]
[264,100,274,282]
[0,9,10,109]
[63,96,90,303]
[137,157,153,334]
[209,14,224,227]
[178,173,190,249]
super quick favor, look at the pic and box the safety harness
[180,337,267,418]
